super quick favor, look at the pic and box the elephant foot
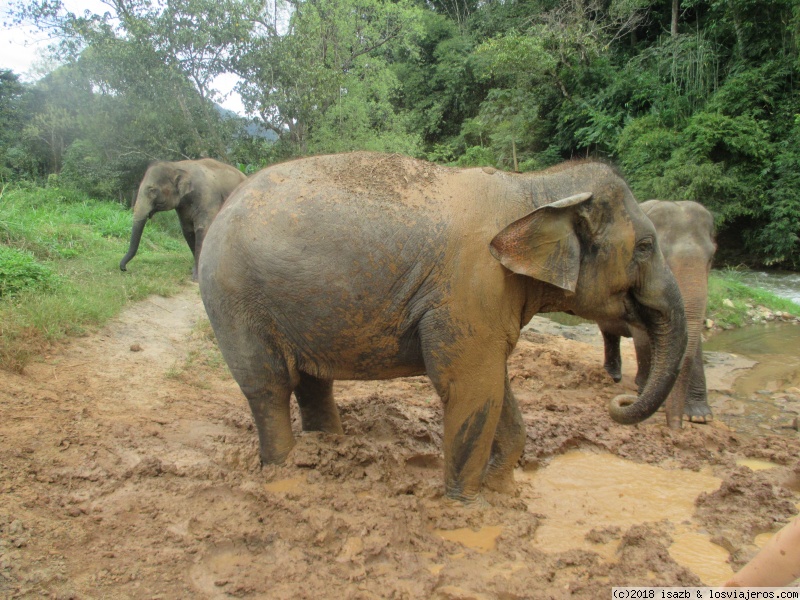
[258,444,294,467]
[604,363,622,383]
[483,467,517,495]
[443,493,490,508]
[685,400,713,424]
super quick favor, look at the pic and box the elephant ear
[489,192,592,293]
[175,168,193,198]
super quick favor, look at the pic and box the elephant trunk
[608,282,688,424]
[664,271,709,426]
[120,218,148,272]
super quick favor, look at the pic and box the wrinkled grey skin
[120,158,246,280]
[597,200,717,428]
[199,152,687,503]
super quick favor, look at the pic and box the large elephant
[120,158,246,280]
[198,152,687,503]
[598,200,717,428]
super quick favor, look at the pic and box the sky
[0,0,246,114]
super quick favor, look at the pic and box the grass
[707,269,800,328]
[0,183,192,371]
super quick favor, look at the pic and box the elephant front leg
[483,373,526,494]
[601,330,623,383]
[426,343,506,503]
[685,345,713,423]
[179,219,198,281]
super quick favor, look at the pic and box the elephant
[597,200,717,428]
[119,158,246,280]
[198,152,687,503]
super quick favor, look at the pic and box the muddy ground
[1,287,799,599]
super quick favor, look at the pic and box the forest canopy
[2,0,800,267]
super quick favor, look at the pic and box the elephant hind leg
[294,373,344,434]
[207,307,297,464]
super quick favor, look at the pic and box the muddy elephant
[198,152,687,503]
[120,158,246,280]
[598,200,716,428]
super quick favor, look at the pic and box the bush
[0,245,56,298]
[60,139,119,200]
[455,146,496,167]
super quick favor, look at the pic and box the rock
[705,319,715,329]
[130,343,143,352]
[723,299,735,308]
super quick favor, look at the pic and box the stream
[704,321,800,437]
[702,270,800,437]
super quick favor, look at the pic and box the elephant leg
[483,373,526,494]
[210,314,297,464]
[601,330,623,383]
[294,373,344,434]
[631,328,652,394]
[191,226,208,282]
[423,330,506,503]
[179,219,199,281]
[685,345,713,423]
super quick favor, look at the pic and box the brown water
[704,323,800,436]
[434,526,504,553]
[516,450,733,585]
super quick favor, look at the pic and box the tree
[232,0,424,154]
[0,70,31,179]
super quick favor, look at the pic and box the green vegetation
[3,0,800,268]
[0,184,190,371]
[707,270,800,329]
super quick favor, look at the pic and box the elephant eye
[634,237,654,258]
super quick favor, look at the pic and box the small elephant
[597,200,717,428]
[199,152,687,503]
[119,158,246,280]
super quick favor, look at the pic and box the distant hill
[216,104,279,142]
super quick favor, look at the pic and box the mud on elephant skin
[198,152,687,503]
[598,200,717,428]
[120,158,246,280]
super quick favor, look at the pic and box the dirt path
[1,288,799,598]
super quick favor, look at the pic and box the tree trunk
[511,136,518,172]
[671,0,679,37]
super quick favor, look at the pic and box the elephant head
[119,162,192,272]
[490,170,688,425]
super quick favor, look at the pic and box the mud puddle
[519,450,732,585]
